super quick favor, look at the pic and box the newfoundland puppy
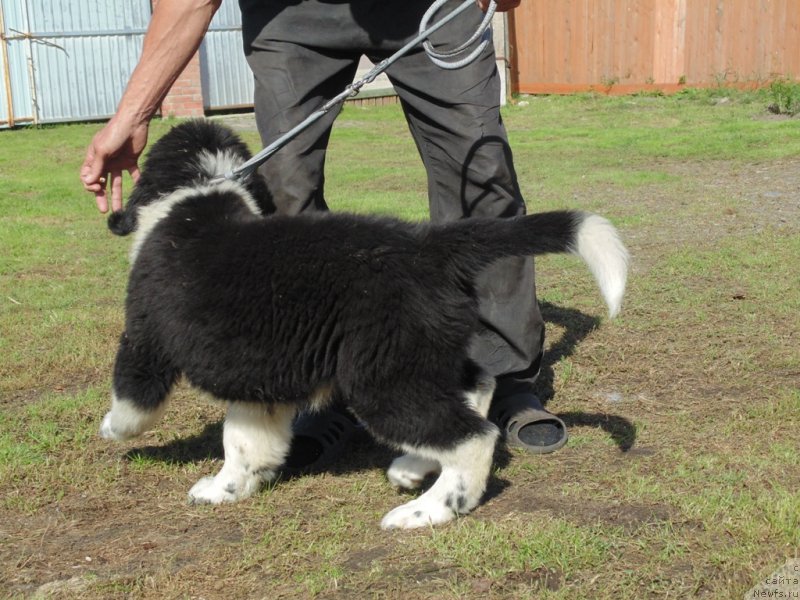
[100,120,628,529]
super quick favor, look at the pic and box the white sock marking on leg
[381,427,499,529]
[463,375,496,419]
[100,391,167,441]
[188,402,295,505]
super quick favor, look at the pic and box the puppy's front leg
[188,402,295,504]
[381,427,499,529]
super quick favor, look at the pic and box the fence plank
[512,0,800,94]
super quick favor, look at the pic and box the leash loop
[421,0,496,69]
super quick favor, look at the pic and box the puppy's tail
[437,210,629,317]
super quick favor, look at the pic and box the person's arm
[81,0,222,213]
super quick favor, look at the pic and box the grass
[1,88,799,598]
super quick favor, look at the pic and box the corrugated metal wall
[201,0,253,110]
[0,0,149,126]
[0,0,258,124]
[0,0,36,126]
[510,0,800,94]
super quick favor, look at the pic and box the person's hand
[80,116,149,213]
[476,0,521,11]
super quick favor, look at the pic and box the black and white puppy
[100,120,629,529]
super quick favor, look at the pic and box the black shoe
[489,393,568,454]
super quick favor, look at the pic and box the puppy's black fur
[101,120,628,528]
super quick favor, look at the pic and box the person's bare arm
[81,0,222,213]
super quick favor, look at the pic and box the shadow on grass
[126,422,223,465]
[535,301,636,452]
[125,302,635,471]
[558,412,636,452]
[535,301,600,403]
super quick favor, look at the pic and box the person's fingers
[81,143,105,188]
[95,184,109,213]
[80,116,150,214]
[110,170,124,213]
[81,140,113,214]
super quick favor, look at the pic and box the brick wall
[160,50,204,118]
[151,0,205,118]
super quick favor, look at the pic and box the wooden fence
[509,0,800,94]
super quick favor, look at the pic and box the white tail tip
[573,213,629,318]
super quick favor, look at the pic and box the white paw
[387,468,425,490]
[380,497,456,530]
[99,411,132,441]
[387,455,440,490]
[188,476,243,505]
[187,471,267,505]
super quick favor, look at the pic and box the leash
[217,0,497,183]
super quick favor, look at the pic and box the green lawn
[1,88,798,599]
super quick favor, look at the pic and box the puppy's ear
[107,209,138,236]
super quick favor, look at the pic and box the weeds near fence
[767,78,800,116]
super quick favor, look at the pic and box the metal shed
[0,0,150,127]
[201,0,254,111]
[0,0,258,127]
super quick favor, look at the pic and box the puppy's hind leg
[387,453,441,490]
[386,374,495,491]
[188,402,296,505]
[101,333,179,441]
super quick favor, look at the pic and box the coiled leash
[217,0,497,183]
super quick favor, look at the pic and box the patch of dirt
[340,545,392,571]
[577,157,800,270]
[2,496,255,597]
[667,157,800,229]
[0,374,104,411]
[481,486,685,533]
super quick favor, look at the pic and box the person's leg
[372,1,565,451]
[240,0,564,455]
[244,1,533,354]
[245,41,360,214]
[378,15,542,379]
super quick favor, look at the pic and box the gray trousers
[240,0,544,395]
